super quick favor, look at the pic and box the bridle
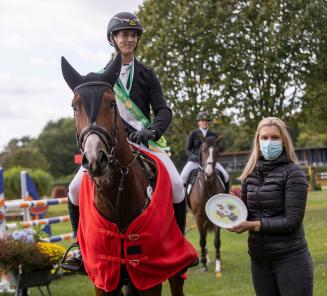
[73,81,141,215]
[75,81,118,158]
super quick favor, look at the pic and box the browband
[74,81,113,93]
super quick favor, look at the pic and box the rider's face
[113,30,138,56]
[198,119,210,129]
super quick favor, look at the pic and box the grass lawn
[11,190,327,295]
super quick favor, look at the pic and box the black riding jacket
[106,58,172,138]
[241,152,309,260]
[185,129,217,161]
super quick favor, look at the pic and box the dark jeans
[251,251,314,296]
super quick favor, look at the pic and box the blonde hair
[240,117,298,181]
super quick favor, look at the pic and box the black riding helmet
[107,12,143,46]
[196,111,211,121]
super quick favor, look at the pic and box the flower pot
[9,269,52,289]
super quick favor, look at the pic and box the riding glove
[129,129,159,145]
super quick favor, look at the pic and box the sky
[0,0,144,152]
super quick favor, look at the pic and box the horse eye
[71,103,78,112]
[108,101,116,109]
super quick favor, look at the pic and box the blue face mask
[259,140,283,160]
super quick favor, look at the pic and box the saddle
[186,168,201,196]
[134,148,158,191]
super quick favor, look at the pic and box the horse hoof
[201,267,207,272]
[215,272,222,278]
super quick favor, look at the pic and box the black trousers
[251,251,314,296]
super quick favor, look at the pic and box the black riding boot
[173,198,187,235]
[68,199,79,236]
[224,180,230,194]
[60,199,84,273]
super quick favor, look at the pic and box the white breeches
[181,161,229,185]
[68,143,185,206]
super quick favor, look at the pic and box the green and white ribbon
[98,61,170,153]
[114,83,170,153]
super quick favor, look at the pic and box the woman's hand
[228,221,260,234]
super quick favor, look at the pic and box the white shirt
[199,128,208,137]
[119,61,132,88]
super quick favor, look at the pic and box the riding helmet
[196,111,211,121]
[107,12,143,46]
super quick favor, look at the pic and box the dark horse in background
[187,136,225,277]
[61,53,196,296]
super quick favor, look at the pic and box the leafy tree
[137,0,327,154]
[2,147,49,171]
[34,118,79,178]
[138,0,226,153]
[0,137,35,169]
[297,38,327,147]
[215,0,327,129]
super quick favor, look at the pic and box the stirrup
[60,242,86,274]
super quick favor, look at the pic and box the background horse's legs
[214,226,222,278]
[197,216,208,272]
[168,274,185,296]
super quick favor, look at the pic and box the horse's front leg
[214,226,222,278]
[168,274,185,296]
[95,285,124,296]
[198,216,208,272]
[141,284,162,296]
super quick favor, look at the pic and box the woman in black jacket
[229,117,313,296]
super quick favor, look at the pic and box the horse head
[200,135,223,178]
[61,53,122,178]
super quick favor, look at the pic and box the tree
[297,37,327,147]
[3,147,49,171]
[137,0,327,154]
[138,0,227,153]
[34,118,79,178]
[0,136,36,169]
[215,0,327,129]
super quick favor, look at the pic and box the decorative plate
[205,194,248,228]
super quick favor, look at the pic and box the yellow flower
[37,242,66,264]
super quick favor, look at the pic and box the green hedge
[3,166,53,200]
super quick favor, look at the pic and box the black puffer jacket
[241,151,309,260]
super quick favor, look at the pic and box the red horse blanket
[77,150,198,292]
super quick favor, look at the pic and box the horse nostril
[82,154,90,170]
[96,151,109,169]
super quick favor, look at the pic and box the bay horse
[187,136,225,277]
[61,53,196,296]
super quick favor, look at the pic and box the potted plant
[0,229,65,291]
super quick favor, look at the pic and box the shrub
[3,167,53,200]
[0,231,65,273]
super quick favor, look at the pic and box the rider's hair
[240,117,298,181]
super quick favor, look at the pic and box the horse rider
[181,111,230,193]
[67,12,187,238]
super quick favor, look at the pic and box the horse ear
[61,57,83,91]
[102,53,122,86]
